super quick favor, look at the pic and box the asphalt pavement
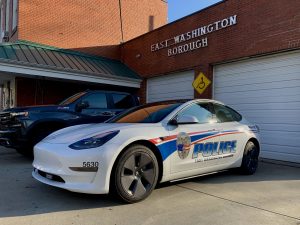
[0,147,299,225]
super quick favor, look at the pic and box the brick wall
[17,0,167,59]
[122,0,300,101]
[121,0,167,41]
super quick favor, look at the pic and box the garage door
[214,51,300,163]
[147,71,194,103]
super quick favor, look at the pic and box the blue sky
[168,0,222,22]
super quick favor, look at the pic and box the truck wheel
[15,147,32,157]
[239,141,259,175]
[29,125,64,156]
[112,145,159,203]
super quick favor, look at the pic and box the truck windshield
[107,102,182,123]
[59,92,86,105]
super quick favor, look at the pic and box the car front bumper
[32,142,120,194]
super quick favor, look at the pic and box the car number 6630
[83,162,99,168]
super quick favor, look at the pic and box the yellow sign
[192,72,211,95]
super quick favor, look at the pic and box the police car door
[212,103,247,167]
[170,102,221,175]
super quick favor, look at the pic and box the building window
[5,0,10,32]
[12,0,17,30]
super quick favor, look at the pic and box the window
[59,92,86,105]
[177,103,214,124]
[12,0,17,30]
[213,104,242,123]
[112,94,135,109]
[81,93,107,109]
[108,103,182,123]
[5,0,10,32]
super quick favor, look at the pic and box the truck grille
[0,112,21,129]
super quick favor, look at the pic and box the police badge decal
[176,132,191,159]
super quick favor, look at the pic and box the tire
[28,125,64,157]
[239,141,259,175]
[112,145,159,203]
[15,147,32,157]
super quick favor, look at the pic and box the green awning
[0,40,141,86]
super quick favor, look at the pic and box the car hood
[4,105,64,113]
[42,123,151,144]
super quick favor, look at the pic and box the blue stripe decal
[158,131,218,161]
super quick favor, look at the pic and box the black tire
[26,125,64,157]
[112,145,159,203]
[15,147,32,157]
[239,141,259,175]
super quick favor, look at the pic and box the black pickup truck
[0,90,139,156]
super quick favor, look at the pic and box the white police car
[32,99,260,203]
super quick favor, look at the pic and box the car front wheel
[112,145,159,203]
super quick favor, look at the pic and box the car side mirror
[76,101,89,112]
[170,115,199,125]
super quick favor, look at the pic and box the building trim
[0,62,141,88]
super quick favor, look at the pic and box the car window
[59,92,86,105]
[213,103,242,122]
[112,94,135,109]
[108,103,182,123]
[177,103,214,124]
[81,93,107,109]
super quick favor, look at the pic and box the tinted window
[177,103,214,124]
[214,104,242,122]
[108,103,182,123]
[59,92,86,105]
[81,93,107,109]
[112,94,135,109]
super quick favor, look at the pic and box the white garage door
[147,71,194,103]
[214,51,300,163]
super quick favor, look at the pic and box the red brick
[122,0,300,102]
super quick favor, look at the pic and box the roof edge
[15,40,121,63]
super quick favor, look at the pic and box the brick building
[0,0,167,108]
[121,0,300,163]
[0,0,299,163]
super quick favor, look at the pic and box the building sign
[192,72,211,95]
[150,15,237,57]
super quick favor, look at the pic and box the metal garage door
[214,51,300,163]
[147,71,194,103]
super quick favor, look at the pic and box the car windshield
[107,102,183,123]
[59,92,86,105]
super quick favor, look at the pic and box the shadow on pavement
[0,147,299,218]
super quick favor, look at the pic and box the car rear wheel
[112,145,159,203]
[239,141,259,175]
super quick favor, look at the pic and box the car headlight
[11,111,29,117]
[69,130,119,150]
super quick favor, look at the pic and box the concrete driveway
[0,147,299,225]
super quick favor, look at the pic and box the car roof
[84,90,133,95]
[144,99,225,106]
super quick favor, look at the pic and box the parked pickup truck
[0,90,139,156]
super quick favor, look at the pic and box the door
[169,102,220,174]
[214,51,300,163]
[212,103,248,166]
[147,71,194,103]
[109,93,137,116]
[80,92,112,122]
